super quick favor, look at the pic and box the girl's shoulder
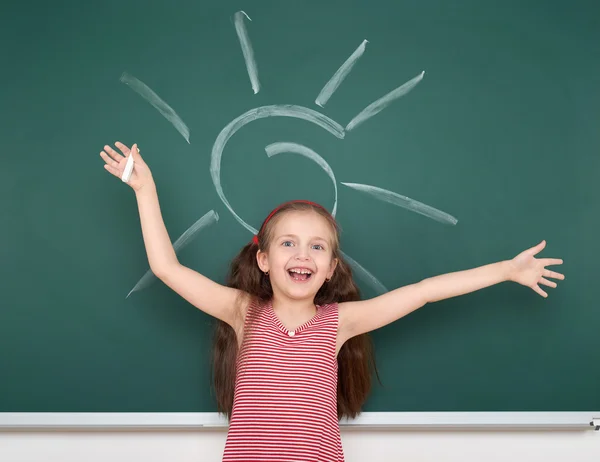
[244,296,271,319]
[317,301,340,317]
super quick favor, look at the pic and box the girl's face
[257,210,338,301]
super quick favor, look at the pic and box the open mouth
[288,268,313,282]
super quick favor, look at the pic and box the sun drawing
[120,10,458,298]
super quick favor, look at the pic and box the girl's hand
[100,141,154,192]
[508,240,565,297]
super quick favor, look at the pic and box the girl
[101,141,565,462]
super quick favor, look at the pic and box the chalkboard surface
[1,0,598,414]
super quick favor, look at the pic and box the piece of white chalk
[121,148,135,183]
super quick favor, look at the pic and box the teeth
[289,268,312,274]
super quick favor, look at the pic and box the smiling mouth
[288,269,313,282]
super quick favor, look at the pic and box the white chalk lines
[341,251,388,294]
[316,40,368,108]
[313,38,424,131]
[342,183,457,225]
[345,71,425,131]
[123,11,455,297]
[234,11,260,94]
[210,105,344,236]
[120,72,190,143]
[127,211,219,298]
[265,142,339,219]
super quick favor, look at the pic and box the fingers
[100,150,120,169]
[544,258,564,267]
[528,240,546,255]
[532,284,548,298]
[103,163,121,178]
[543,269,565,280]
[539,277,557,288]
[104,143,127,162]
[114,141,131,156]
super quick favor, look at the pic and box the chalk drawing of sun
[120,11,458,298]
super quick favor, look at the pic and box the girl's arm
[101,142,248,330]
[135,185,248,328]
[338,241,564,343]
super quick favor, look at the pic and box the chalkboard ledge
[0,412,598,431]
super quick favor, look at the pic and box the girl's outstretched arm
[101,142,248,331]
[337,240,564,343]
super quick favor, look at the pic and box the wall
[1,430,598,461]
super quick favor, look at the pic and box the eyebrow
[277,233,329,243]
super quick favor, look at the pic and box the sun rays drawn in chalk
[121,10,458,299]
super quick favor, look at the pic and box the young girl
[101,141,565,461]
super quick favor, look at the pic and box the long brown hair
[211,201,379,420]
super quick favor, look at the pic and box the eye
[282,240,294,247]
[312,244,324,250]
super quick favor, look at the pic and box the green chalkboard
[1,0,599,415]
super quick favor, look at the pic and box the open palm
[100,142,153,192]
[509,240,564,297]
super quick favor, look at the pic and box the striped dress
[222,299,344,461]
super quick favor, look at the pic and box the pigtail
[211,319,237,417]
[336,334,379,419]
[315,256,381,419]
[211,241,273,418]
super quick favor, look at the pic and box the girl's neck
[271,296,316,315]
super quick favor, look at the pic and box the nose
[294,248,310,261]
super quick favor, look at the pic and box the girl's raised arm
[337,240,564,344]
[100,142,248,331]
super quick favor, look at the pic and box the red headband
[252,200,329,246]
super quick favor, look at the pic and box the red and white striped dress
[222,299,344,461]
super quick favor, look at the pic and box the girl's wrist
[503,259,516,282]
[134,180,157,197]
